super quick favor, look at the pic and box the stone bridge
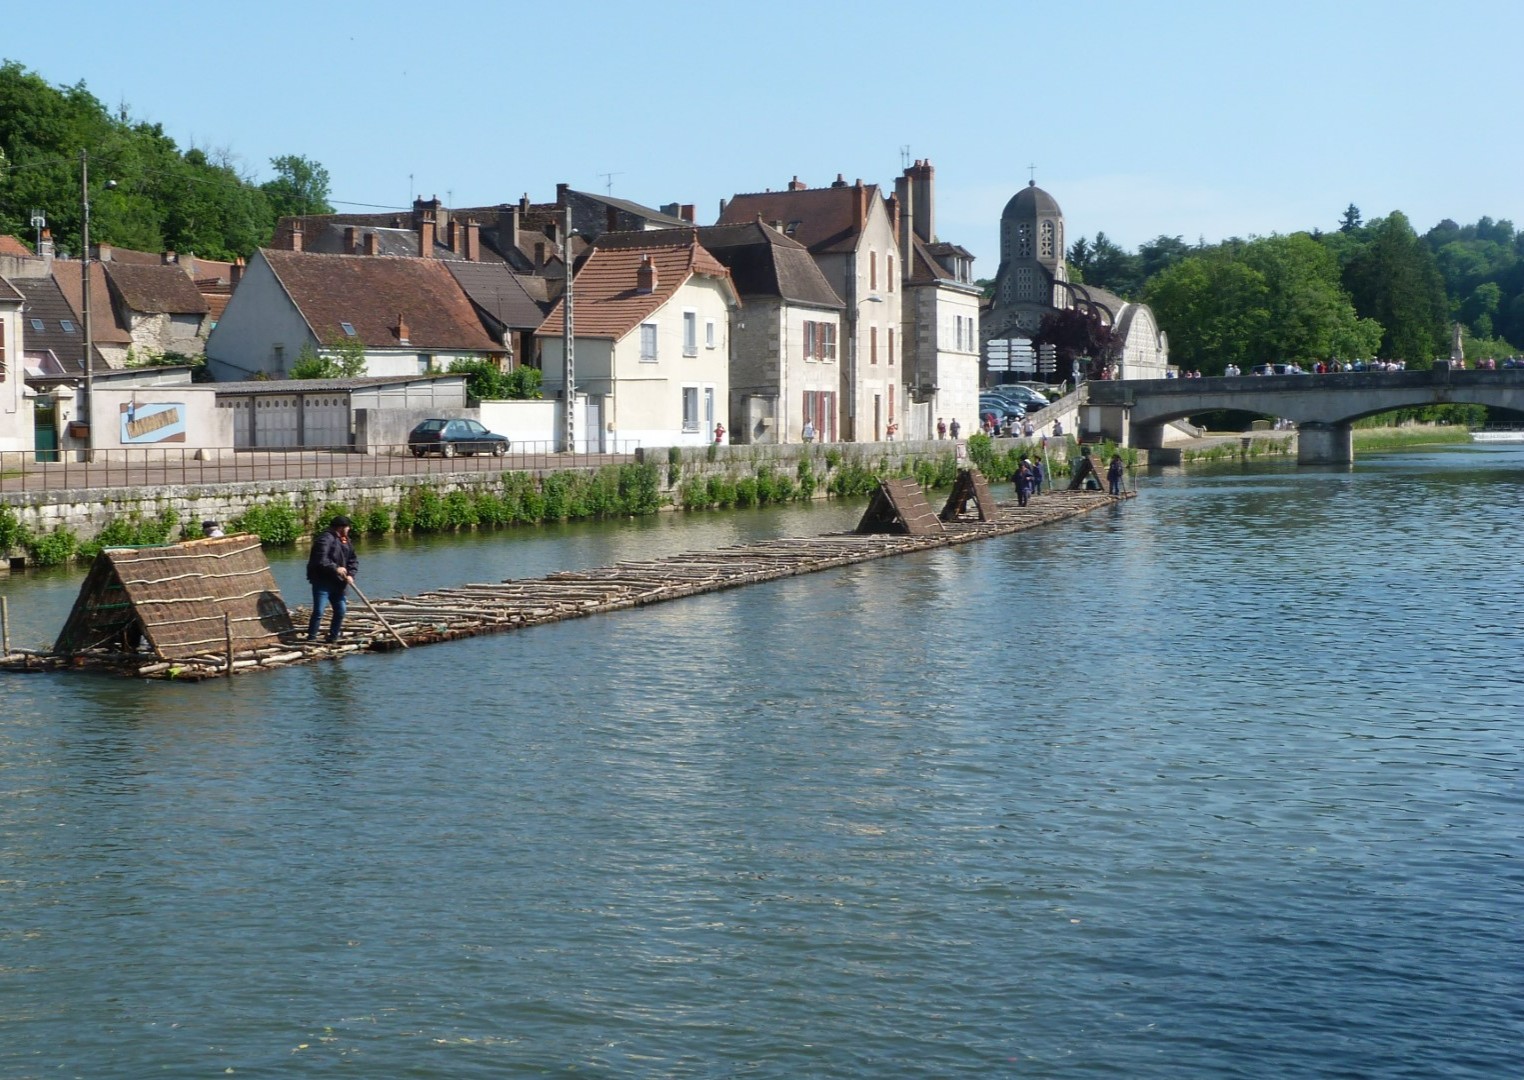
[1083,364,1524,464]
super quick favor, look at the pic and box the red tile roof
[717,180,885,254]
[261,249,503,352]
[51,261,134,344]
[535,237,735,340]
[0,235,34,258]
[104,262,210,315]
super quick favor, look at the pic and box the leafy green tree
[291,335,367,379]
[260,154,333,218]
[1142,254,1270,373]
[448,359,543,401]
[1344,212,1449,362]
[1137,235,1192,282]
[1240,234,1381,363]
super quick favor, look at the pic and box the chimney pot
[787,176,806,191]
[636,254,658,294]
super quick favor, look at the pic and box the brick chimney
[636,254,657,294]
[910,158,935,243]
[162,251,178,265]
[680,204,696,223]
[894,169,913,257]
[364,232,379,256]
[831,173,848,188]
[289,222,304,252]
[344,226,357,254]
[606,205,618,233]
[852,179,866,231]
[38,228,54,259]
[787,176,807,191]
[230,257,244,286]
[448,219,464,256]
[464,219,480,261]
[396,312,410,346]
[96,242,113,262]
[419,217,435,258]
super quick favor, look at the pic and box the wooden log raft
[2,489,1130,679]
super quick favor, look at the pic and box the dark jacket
[306,529,358,589]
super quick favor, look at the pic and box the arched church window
[1039,220,1054,259]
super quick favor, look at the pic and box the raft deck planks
[3,490,1127,679]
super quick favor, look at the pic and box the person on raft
[306,515,359,643]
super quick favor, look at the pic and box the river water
[2,446,1521,1078]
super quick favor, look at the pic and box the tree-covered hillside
[1070,204,1523,371]
[0,60,331,261]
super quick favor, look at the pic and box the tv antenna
[29,209,46,250]
[598,171,623,195]
[900,145,911,170]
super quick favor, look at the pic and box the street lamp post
[562,206,576,453]
[79,150,93,458]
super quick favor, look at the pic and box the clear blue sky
[9,0,1520,270]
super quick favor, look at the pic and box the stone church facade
[983,181,1168,382]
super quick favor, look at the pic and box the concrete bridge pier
[1131,422,1167,451]
[1296,422,1353,466]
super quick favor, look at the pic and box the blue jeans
[308,583,348,641]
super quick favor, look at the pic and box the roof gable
[717,181,887,254]
[104,262,210,315]
[260,249,502,352]
[537,238,735,340]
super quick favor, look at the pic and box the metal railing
[0,440,644,495]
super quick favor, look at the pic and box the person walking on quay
[802,419,816,443]
[306,515,359,643]
[937,417,947,440]
[949,417,961,440]
[1108,453,1125,496]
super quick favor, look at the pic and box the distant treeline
[0,59,332,262]
[1054,205,1522,370]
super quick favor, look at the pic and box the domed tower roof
[1002,180,1063,221]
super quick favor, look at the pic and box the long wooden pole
[348,582,409,649]
[2,595,9,656]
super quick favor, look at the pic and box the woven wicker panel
[55,535,293,660]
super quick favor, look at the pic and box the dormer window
[785,221,800,235]
[340,322,357,337]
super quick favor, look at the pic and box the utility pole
[79,150,93,458]
[562,204,576,452]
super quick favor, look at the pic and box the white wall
[477,399,558,450]
[0,301,33,452]
[204,252,314,380]
[91,386,232,460]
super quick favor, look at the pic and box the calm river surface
[2,446,1521,1078]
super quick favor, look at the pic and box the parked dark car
[407,418,510,457]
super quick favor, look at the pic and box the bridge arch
[1086,367,1524,465]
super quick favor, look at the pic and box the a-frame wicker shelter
[940,468,997,523]
[54,534,294,662]
[855,477,944,536]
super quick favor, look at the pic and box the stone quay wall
[1,436,1059,561]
